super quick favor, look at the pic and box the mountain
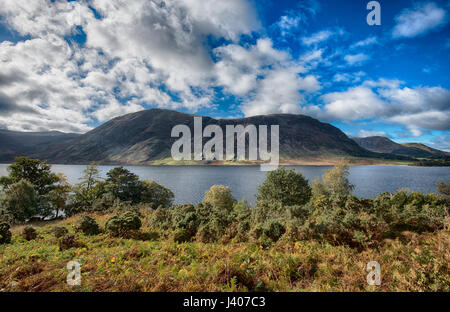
[352,136,450,158]
[6,109,441,165]
[0,130,80,162]
[22,109,407,165]
[400,143,449,157]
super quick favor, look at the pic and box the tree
[46,173,72,219]
[256,167,311,206]
[312,163,354,199]
[0,157,59,196]
[141,180,174,208]
[105,167,143,203]
[1,179,39,222]
[202,185,236,212]
[73,163,105,208]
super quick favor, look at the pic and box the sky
[0,0,449,150]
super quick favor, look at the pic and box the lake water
[0,164,449,204]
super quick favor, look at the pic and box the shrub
[195,202,236,243]
[171,204,199,237]
[173,228,194,243]
[202,185,235,212]
[263,220,286,242]
[91,194,115,213]
[58,234,79,251]
[147,206,172,231]
[256,167,311,206]
[74,216,100,235]
[51,226,69,238]
[22,226,37,241]
[105,211,142,237]
[141,180,174,208]
[0,222,12,244]
[437,181,450,198]
[373,189,449,234]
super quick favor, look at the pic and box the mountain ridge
[0,109,446,165]
[352,136,449,158]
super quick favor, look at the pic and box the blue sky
[0,0,449,150]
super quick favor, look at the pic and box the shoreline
[1,157,448,167]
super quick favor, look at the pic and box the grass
[1,212,449,292]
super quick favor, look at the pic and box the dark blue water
[0,164,448,204]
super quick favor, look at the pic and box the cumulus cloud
[242,68,321,116]
[318,79,450,136]
[0,0,264,132]
[213,38,291,95]
[392,2,448,38]
[322,87,386,120]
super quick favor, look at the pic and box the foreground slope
[1,214,448,292]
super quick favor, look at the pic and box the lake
[0,164,449,204]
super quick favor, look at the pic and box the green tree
[73,163,105,208]
[202,185,236,212]
[312,163,354,199]
[256,167,311,206]
[45,173,72,219]
[0,157,59,196]
[141,180,174,208]
[1,179,39,222]
[105,167,143,203]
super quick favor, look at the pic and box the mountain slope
[352,136,449,158]
[38,109,398,164]
[0,130,80,162]
[400,143,449,157]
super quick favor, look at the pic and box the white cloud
[322,86,386,120]
[344,53,370,66]
[242,68,320,117]
[0,0,264,132]
[392,2,448,38]
[357,130,388,138]
[213,38,293,95]
[333,71,365,83]
[277,15,302,37]
[301,28,344,46]
[317,79,450,133]
[301,30,333,45]
[350,36,378,49]
[429,135,450,151]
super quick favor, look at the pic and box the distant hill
[352,136,449,158]
[0,130,80,162]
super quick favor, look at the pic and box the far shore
[0,157,426,167]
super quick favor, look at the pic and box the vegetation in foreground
[0,157,449,292]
